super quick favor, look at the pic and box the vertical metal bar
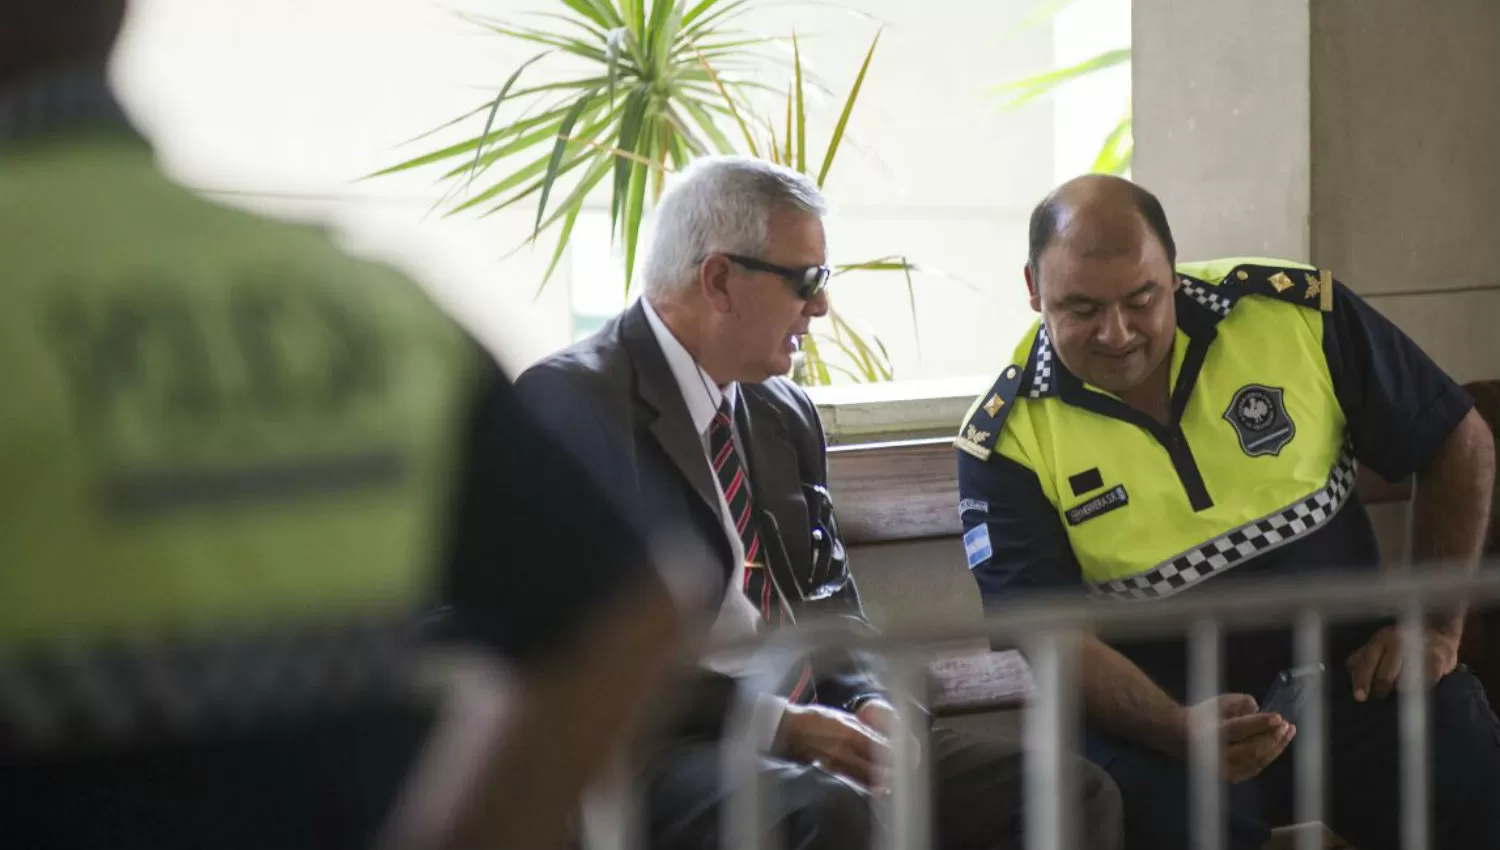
[722,651,793,850]
[579,752,641,850]
[1399,601,1430,850]
[878,651,933,850]
[1188,617,1224,850]
[1294,609,1326,850]
[1025,627,1079,850]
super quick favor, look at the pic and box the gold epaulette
[954,363,1024,462]
[1224,263,1335,312]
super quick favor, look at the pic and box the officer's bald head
[2,0,127,84]
[1026,175,1177,291]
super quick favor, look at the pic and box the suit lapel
[737,387,812,597]
[619,302,724,522]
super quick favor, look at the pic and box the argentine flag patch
[963,524,993,570]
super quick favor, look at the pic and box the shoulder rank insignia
[1227,263,1336,313]
[955,363,1024,461]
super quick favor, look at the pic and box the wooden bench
[823,379,1500,848]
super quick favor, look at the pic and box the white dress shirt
[640,297,790,748]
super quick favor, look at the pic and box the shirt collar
[640,297,738,436]
[0,64,139,149]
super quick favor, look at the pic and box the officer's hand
[1346,624,1460,702]
[1190,694,1296,784]
[775,703,892,791]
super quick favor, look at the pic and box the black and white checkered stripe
[0,617,422,754]
[1028,327,1055,398]
[1180,277,1235,318]
[1088,442,1358,601]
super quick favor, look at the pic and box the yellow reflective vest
[956,259,1353,599]
[0,129,476,690]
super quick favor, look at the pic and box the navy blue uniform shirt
[958,282,1475,698]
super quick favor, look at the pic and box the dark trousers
[645,724,1123,850]
[1084,667,1500,850]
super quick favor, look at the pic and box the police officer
[955,175,1498,850]
[0,3,686,849]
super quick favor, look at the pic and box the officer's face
[715,209,830,382]
[1030,230,1179,396]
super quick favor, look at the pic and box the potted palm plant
[372,0,778,293]
[375,0,935,386]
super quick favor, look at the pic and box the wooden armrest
[926,649,1033,716]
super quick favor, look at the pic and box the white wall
[112,0,1132,381]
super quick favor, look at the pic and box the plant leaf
[993,47,1130,110]
[682,0,726,28]
[611,87,651,238]
[441,95,624,181]
[829,310,893,381]
[1007,0,1086,38]
[593,0,627,27]
[557,0,613,28]
[783,82,794,166]
[623,0,645,42]
[646,0,677,75]
[621,143,651,295]
[606,27,625,105]
[673,35,777,61]
[693,46,759,156]
[519,10,610,42]
[1091,101,1133,176]
[792,31,806,173]
[677,98,733,154]
[798,330,832,385]
[830,312,877,380]
[535,157,615,295]
[438,118,567,188]
[900,255,920,359]
[816,27,879,187]
[464,18,612,64]
[681,0,755,43]
[467,51,552,186]
[450,147,591,215]
[534,89,601,235]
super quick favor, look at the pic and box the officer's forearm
[1080,635,1190,759]
[1411,409,1495,636]
[383,573,684,850]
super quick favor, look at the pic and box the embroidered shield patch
[1223,384,1296,457]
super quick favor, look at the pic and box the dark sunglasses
[722,253,832,301]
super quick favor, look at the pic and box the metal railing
[590,565,1500,850]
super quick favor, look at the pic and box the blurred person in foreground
[0,3,695,849]
[515,156,1123,850]
[955,174,1498,850]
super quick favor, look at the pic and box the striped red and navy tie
[708,400,814,703]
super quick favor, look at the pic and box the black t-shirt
[4,364,655,850]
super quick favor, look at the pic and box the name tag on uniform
[1065,484,1129,526]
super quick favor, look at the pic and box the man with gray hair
[516,156,1123,850]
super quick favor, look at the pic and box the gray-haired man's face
[715,208,829,382]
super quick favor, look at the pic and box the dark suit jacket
[514,301,888,740]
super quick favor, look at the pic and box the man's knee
[781,770,873,850]
[1429,670,1500,842]
[1084,732,1268,850]
[1431,669,1500,762]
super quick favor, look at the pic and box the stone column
[1134,0,1500,383]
